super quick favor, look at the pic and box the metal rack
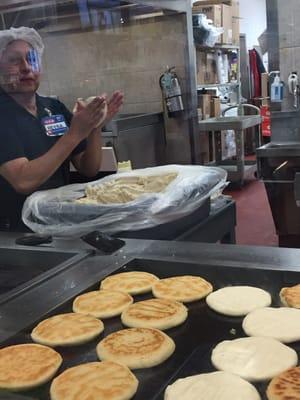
[197,82,239,90]
[196,44,240,51]
[193,0,232,5]
[198,104,262,186]
[195,29,262,184]
[196,42,241,108]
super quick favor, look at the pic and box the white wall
[240,0,267,49]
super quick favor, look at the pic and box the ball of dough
[73,96,107,127]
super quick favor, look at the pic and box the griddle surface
[0,248,80,298]
[1,259,300,400]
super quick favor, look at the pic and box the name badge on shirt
[42,115,68,137]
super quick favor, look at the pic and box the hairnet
[0,27,44,61]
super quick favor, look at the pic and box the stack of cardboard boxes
[198,94,221,120]
[198,94,222,163]
[192,0,240,46]
[196,52,218,85]
[231,0,240,47]
[194,0,241,161]
[194,0,240,86]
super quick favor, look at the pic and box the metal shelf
[197,115,262,131]
[0,0,188,16]
[195,44,240,51]
[207,161,257,184]
[197,82,239,89]
[193,0,232,6]
[134,0,188,12]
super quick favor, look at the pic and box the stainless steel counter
[256,116,300,246]
[257,142,300,158]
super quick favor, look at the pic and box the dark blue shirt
[0,90,86,228]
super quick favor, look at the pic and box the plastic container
[270,71,283,103]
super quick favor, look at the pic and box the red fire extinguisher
[159,66,184,118]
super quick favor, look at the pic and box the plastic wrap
[22,165,227,237]
[193,14,224,47]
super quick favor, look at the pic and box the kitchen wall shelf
[197,82,239,89]
[196,44,239,52]
[193,0,232,7]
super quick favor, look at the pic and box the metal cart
[198,103,262,186]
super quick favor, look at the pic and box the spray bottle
[269,71,283,103]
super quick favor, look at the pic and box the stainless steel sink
[257,141,300,157]
[0,247,89,302]
[264,142,300,148]
[198,115,262,131]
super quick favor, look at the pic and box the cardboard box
[193,3,235,45]
[205,89,218,96]
[196,51,217,84]
[193,1,232,6]
[192,5,222,27]
[231,0,240,45]
[199,132,210,164]
[210,97,221,117]
[231,0,240,19]
[205,52,217,83]
[221,4,233,44]
[196,51,206,84]
[198,94,212,120]
[261,72,269,105]
[232,18,240,45]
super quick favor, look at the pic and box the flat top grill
[0,247,89,303]
[2,257,300,400]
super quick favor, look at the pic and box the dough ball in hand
[73,96,108,127]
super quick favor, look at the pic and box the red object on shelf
[249,49,261,98]
[261,105,271,137]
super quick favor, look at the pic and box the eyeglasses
[4,49,40,72]
[27,49,40,72]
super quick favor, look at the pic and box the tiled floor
[225,179,278,247]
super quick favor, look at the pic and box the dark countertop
[2,231,300,344]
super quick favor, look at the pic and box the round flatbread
[121,298,188,330]
[267,367,300,400]
[280,284,300,308]
[31,313,104,347]
[152,275,213,303]
[100,271,159,295]
[0,343,62,391]
[50,361,138,400]
[164,371,261,400]
[73,290,133,318]
[96,327,175,369]
[211,337,298,382]
[242,307,300,343]
[206,286,272,316]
